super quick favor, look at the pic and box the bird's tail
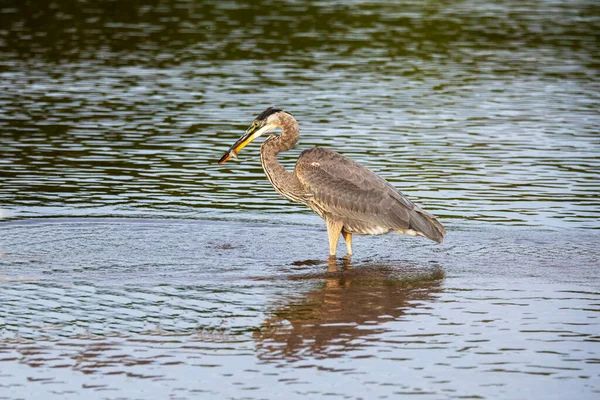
[408,208,446,243]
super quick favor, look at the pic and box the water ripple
[1,1,599,228]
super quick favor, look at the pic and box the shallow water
[1,219,599,399]
[1,0,600,398]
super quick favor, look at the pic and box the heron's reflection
[254,258,444,362]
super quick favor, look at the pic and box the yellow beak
[218,123,277,164]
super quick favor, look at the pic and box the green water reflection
[0,0,598,228]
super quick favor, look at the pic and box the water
[1,0,599,398]
[1,219,599,398]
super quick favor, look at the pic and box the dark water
[1,0,599,398]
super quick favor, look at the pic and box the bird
[218,107,446,257]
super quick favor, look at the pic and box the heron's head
[218,107,289,164]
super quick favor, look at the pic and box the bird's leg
[342,230,352,257]
[325,217,343,257]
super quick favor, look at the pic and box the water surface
[1,219,599,399]
[1,0,599,399]
[1,0,598,227]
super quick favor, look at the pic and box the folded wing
[295,147,445,242]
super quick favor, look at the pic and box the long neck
[260,113,305,203]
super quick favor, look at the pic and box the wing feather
[295,148,445,242]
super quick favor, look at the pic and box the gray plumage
[219,107,446,256]
[296,147,446,242]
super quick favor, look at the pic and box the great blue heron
[218,107,446,257]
